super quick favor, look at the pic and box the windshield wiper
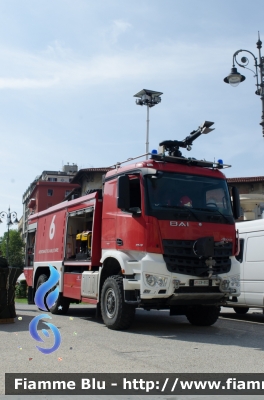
[194,207,231,223]
[159,205,200,221]
[208,208,231,223]
[182,207,200,221]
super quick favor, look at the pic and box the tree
[0,229,25,267]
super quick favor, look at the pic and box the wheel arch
[99,250,139,302]
[99,257,122,298]
[100,250,131,271]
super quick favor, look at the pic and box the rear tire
[36,273,69,314]
[101,275,135,330]
[233,307,249,315]
[36,274,48,288]
[49,294,70,315]
[186,306,220,326]
[36,274,48,311]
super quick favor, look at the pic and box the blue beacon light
[151,149,158,155]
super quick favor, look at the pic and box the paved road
[1,303,264,399]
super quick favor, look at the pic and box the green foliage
[15,279,27,298]
[15,298,28,304]
[0,229,25,268]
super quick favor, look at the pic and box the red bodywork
[25,159,236,297]
[25,192,102,288]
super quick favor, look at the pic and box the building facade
[227,176,264,220]
[22,164,78,240]
[68,167,113,198]
[27,181,80,214]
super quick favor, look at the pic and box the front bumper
[123,253,240,302]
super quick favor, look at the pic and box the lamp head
[134,89,163,107]
[224,67,246,87]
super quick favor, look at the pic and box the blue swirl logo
[29,265,61,355]
[29,314,61,354]
[34,265,60,311]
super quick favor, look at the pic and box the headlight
[146,274,156,286]
[230,275,240,287]
[221,279,230,290]
[145,274,168,288]
[220,275,240,292]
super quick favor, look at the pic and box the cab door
[115,174,146,252]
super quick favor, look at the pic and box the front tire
[186,306,220,326]
[101,275,135,330]
[233,307,249,315]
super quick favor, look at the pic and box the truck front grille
[163,239,232,277]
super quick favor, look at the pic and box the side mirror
[231,186,241,220]
[117,175,130,210]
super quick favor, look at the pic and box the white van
[226,219,264,314]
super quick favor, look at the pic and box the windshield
[145,172,233,221]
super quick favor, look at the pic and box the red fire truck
[24,121,241,330]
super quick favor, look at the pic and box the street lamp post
[0,207,19,263]
[224,32,264,137]
[134,89,163,159]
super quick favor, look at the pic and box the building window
[65,190,71,197]
[48,178,57,182]
[47,189,53,196]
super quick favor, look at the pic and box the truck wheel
[233,307,249,315]
[36,274,48,311]
[37,274,48,288]
[50,294,70,315]
[101,275,135,330]
[186,306,220,326]
[36,274,69,314]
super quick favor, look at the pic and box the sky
[0,0,264,237]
